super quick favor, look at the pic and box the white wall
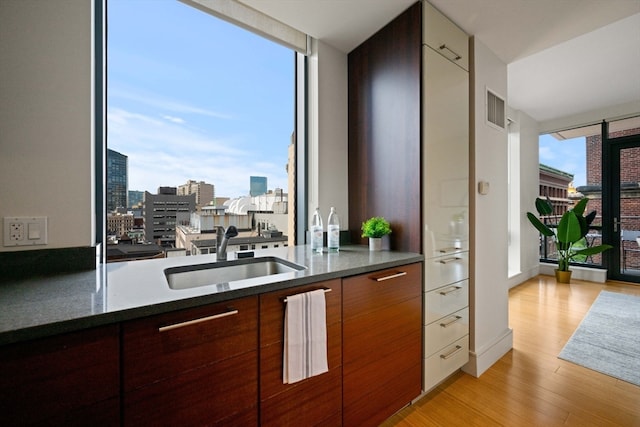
[464,37,513,377]
[508,109,541,288]
[307,39,349,229]
[0,0,95,252]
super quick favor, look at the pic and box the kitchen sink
[165,256,306,290]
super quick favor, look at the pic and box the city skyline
[107,0,294,199]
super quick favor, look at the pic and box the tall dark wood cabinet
[348,2,422,253]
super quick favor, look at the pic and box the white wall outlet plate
[3,217,48,247]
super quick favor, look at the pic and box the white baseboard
[462,328,513,377]
[539,263,607,283]
[508,265,539,289]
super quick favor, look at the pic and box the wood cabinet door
[348,1,422,253]
[122,296,258,426]
[259,279,342,426]
[343,263,423,427]
[0,325,120,426]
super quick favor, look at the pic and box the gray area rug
[559,291,640,386]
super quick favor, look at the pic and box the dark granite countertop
[0,245,423,346]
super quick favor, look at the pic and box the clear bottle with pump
[327,207,340,252]
[311,207,323,253]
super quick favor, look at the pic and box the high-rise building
[143,189,195,247]
[250,176,267,197]
[177,180,214,209]
[128,190,144,208]
[107,149,127,212]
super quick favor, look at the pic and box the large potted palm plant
[527,197,612,283]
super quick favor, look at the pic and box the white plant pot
[369,237,382,251]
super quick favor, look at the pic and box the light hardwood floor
[382,275,640,426]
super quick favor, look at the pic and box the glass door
[603,120,640,283]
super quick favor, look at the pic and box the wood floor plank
[386,275,640,427]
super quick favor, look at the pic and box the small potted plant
[361,216,392,251]
[527,197,611,283]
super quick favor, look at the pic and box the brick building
[581,126,640,269]
[538,164,573,215]
[580,127,640,232]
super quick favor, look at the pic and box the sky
[538,134,587,187]
[107,0,294,198]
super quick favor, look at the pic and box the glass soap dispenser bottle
[311,207,323,253]
[327,207,340,252]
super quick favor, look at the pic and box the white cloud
[109,86,232,120]
[107,107,288,197]
[162,115,185,124]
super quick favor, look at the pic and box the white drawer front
[425,279,469,324]
[424,251,468,291]
[424,307,469,357]
[423,335,469,391]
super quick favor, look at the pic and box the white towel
[283,289,328,384]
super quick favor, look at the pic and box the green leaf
[534,197,553,216]
[557,211,582,243]
[572,198,588,216]
[526,212,554,237]
[572,244,613,256]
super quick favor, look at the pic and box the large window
[107,0,296,261]
[537,129,598,266]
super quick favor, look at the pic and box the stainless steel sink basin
[164,256,306,290]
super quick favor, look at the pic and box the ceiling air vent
[486,88,506,130]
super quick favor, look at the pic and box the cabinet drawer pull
[440,345,463,360]
[158,309,239,332]
[440,315,462,328]
[283,288,331,303]
[438,257,461,264]
[438,247,460,254]
[372,271,408,282]
[439,286,462,296]
[439,44,461,61]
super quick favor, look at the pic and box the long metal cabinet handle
[438,257,461,264]
[439,286,462,296]
[439,44,461,61]
[158,309,239,332]
[372,271,408,282]
[440,345,463,360]
[283,288,332,303]
[438,247,460,254]
[440,315,462,328]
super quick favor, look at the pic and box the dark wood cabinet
[342,263,422,427]
[259,279,342,426]
[348,2,422,253]
[0,257,422,427]
[0,325,120,426]
[122,296,259,426]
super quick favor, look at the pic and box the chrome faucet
[216,225,238,261]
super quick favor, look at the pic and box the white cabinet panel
[425,307,469,357]
[424,335,469,390]
[424,279,469,323]
[422,46,469,255]
[422,1,470,393]
[423,1,469,70]
[424,252,468,291]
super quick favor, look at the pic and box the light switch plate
[3,217,48,247]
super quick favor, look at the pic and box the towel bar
[283,288,331,303]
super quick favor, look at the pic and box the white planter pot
[369,237,382,251]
